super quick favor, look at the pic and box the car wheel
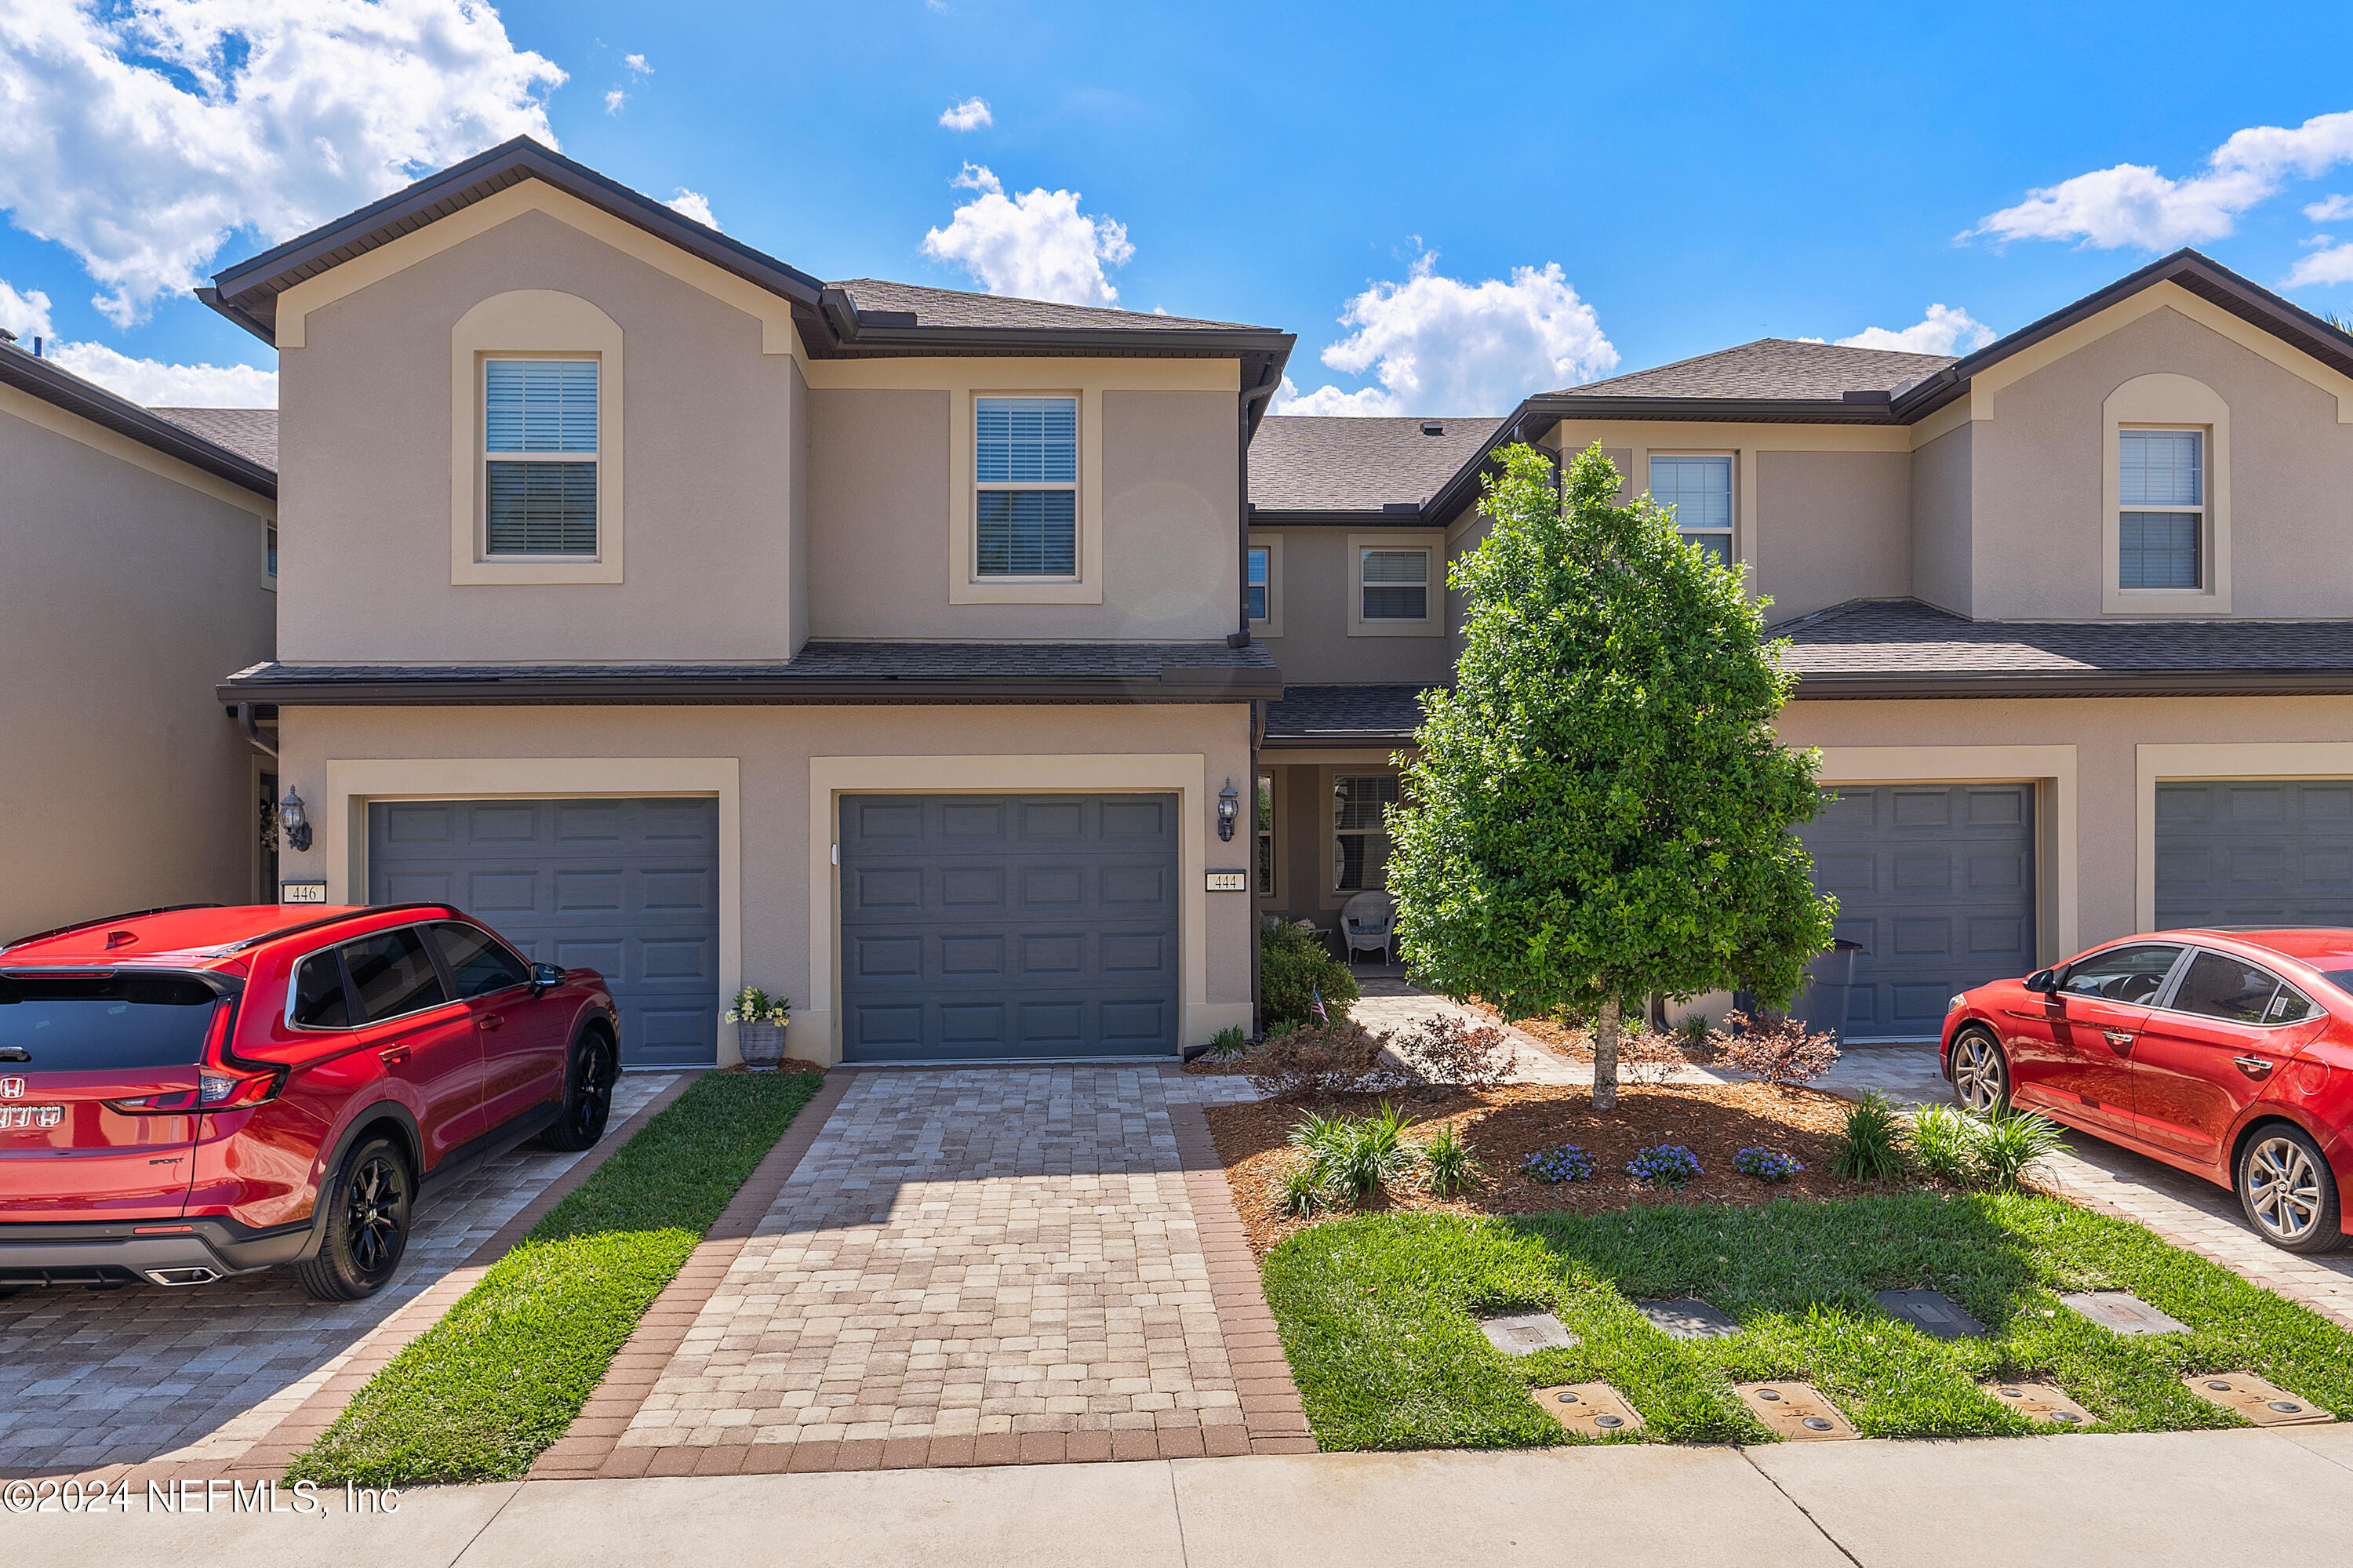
[1949,1027,2009,1115]
[536,1031,616,1152]
[293,1135,413,1301]
[2237,1123,2346,1254]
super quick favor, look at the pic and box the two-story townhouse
[0,337,278,940]
[1254,249,2353,1042]
[209,138,1290,1070]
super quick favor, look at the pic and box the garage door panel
[1802,784,2036,1039]
[369,797,719,1068]
[840,793,1180,1062]
[2155,780,2353,929]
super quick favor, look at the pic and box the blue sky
[5,0,2353,409]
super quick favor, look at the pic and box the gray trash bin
[1789,939,1864,1040]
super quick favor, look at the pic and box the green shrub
[1421,1122,1482,1197]
[1910,1103,1982,1184]
[1203,1024,1250,1060]
[1260,920,1362,1028]
[1271,1159,1333,1217]
[1284,1103,1421,1206]
[1830,1089,1914,1182]
[1974,1108,2068,1189]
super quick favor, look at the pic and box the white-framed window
[1247,546,1270,621]
[1360,548,1429,620]
[1649,454,1733,561]
[1256,773,1277,898]
[975,395,1078,577]
[2118,428,2202,590]
[483,358,599,556]
[1333,773,1399,892]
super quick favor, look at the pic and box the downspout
[1237,372,1280,1032]
[235,701,278,760]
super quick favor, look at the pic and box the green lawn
[289,1071,821,1486]
[1261,1194,2353,1449]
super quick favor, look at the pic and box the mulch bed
[1205,1082,1870,1256]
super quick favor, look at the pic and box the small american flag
[1311,986,1328,1024]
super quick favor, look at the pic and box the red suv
[1943,926,2353,1254]
[0,903,619,1299]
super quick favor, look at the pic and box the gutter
[217,668,1286,708]
[1788,669,2353,700]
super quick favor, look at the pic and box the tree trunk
[1591,994,1620,1110]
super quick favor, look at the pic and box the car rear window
[290,950,352,1029]
[343,927,450,1023]
[0,974,220,1071]
[2173,951,2290,1025]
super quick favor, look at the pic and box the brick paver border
[1169,1097,1319,1456]
[535,1069,853,1481]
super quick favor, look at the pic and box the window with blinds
[976,396,1078,577]
[1649,454,1733,562]
[1333,774,1400,891]
[484,358,598,556]
[1247,546,1270,620]
[1360,548,1428,620]
[2118,429,2202,589]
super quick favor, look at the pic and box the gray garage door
[838,794,1181,1062]
[1802,784,2036,1039]
[369,797,721,1067]
[2155,780,2353,928]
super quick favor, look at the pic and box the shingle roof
[1776,598,2353,693]
[219,640,1278,705]
[1248,416,1506,512]
[1262,683,1438,744]
[148,408,277,471]
[830,278,1264,333]
[1558,339,1955,401]
[0,347,275,497]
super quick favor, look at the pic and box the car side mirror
[2025,969,2059,995]
[529,962,565,995]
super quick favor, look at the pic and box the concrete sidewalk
[10,1425,2351,1567]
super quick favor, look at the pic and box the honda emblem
[0,1077,24,1099]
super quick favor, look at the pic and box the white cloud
[939,96,992,131]
[623,53,649,75]
[2306,194,2353,224]
[0,277,54,340]
[1806,303,1996,357]
[664,188,718,230]
[0,0,565,326]
[2286,243,2353,288]
[45,339,278,406]
[1271,253,1618,417]
[921,165,1133,306]
[1973,109,2353,250]
[603,87,627,115]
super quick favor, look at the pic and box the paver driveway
[609,1066,1284,1468]
[0,1074,674,1474]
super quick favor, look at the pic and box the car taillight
[104,1071,278,1114]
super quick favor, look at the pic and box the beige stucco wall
[1779,693,2353,955]
[1972,304,2353,619]
[806,387,1236,640]
[278,207,799,663]
[1909,422,1973,615]
[1752,449,1910,622]
[0,406,276,937]
[271,700,1257,1064]
[1254,528,1459,685]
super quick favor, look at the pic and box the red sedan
[0,902,619,1298]
[1943,926,2353,1253]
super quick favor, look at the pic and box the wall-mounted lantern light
[278,788,313,853]
[1217,777,1240,841]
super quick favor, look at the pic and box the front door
[2009,942,2182,1133]
[2129,948,2328,1165]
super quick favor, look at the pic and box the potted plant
[724,986,791,1069]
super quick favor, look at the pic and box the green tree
[1384,442,1835,1107]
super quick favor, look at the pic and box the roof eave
[0,346,277,497]
[216,668,1284,707]
[1790,668,2353,700]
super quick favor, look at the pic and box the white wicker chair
[1339,890,1398,966]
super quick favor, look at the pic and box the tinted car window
[290,951,352,1028]
[2265,985,2320,1024]
[432,922,529,999]
[2171,951,2283,1024]
[0,975,218,1071]
[2060,944,2183,1005]
[343,927,450,1024]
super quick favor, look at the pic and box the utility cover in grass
[2057,1290,2188,1336]
[1875,1289,1987,1339]
[1637,1297,1738,1339]
[1983,1381,2094,1426]
[1477,1309,1577,1355]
